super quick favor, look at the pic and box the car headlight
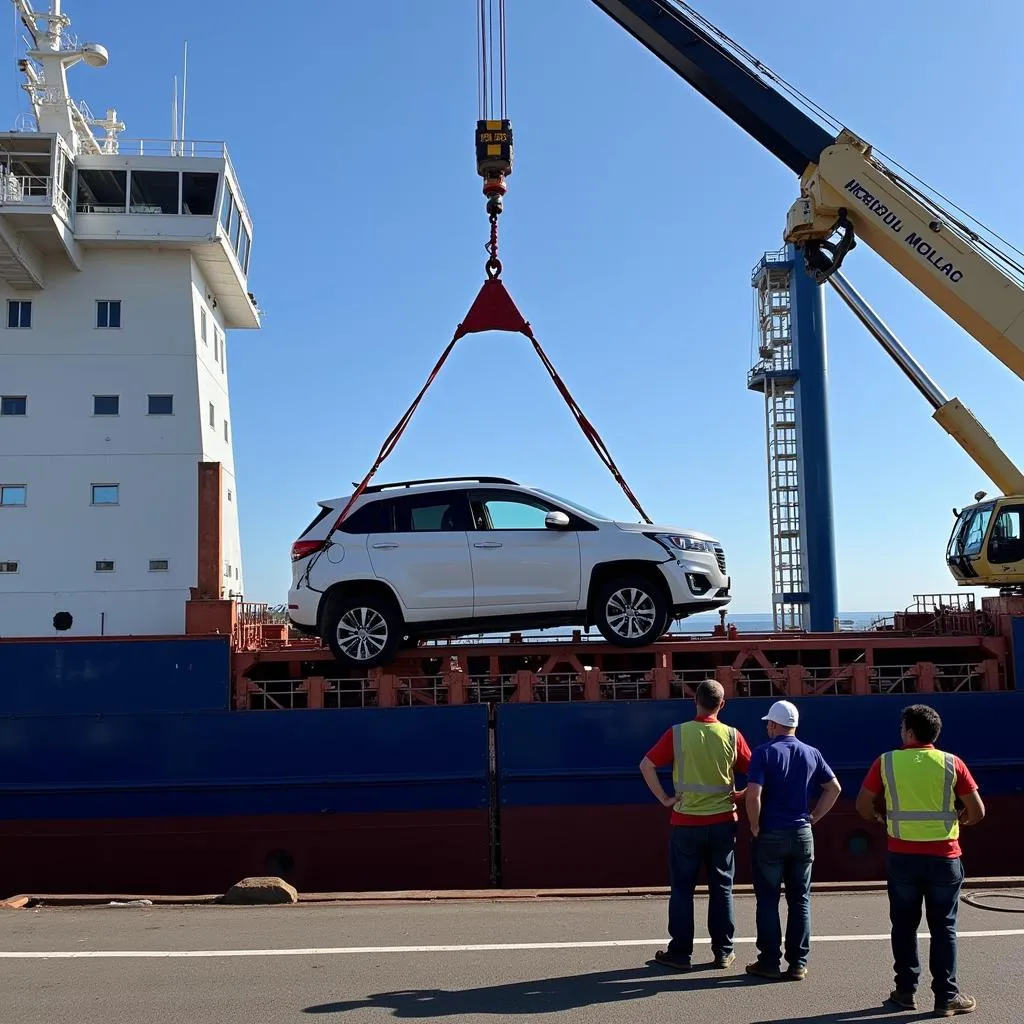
[650,533,715,554]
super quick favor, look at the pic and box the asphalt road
[1,892,1022,1023]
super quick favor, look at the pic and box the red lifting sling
[331,270,652,532]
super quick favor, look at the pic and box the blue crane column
[791,244,839,632]
[749,245,838,632]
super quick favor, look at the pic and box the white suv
[287,476,731,668]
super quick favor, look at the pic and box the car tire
[593,574,670,647]
[323,589,403,669]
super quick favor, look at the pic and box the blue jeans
[887,852,964,1003]
[667,820,737,961]
[751,825,814,970]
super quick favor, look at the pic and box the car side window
[393,490,471,532]
[338,499,393,534]
[470,492,556,531]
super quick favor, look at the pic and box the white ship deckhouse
[0,0,260,637]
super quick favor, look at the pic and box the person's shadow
[303,961,921,1020]
[750,1011,934,1024]
[303,961,752,1017]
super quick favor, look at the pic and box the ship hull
[1,635,1020,895]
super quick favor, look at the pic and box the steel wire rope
[491,0,499,117]
[476,0,484,120]
[478,0,489,119]
[659,0,1024,280]
[499,0,508,119]
[305,0,653,591]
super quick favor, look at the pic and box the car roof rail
[355,476,519,494]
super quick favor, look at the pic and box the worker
[855,703,985,1017]
[640,678,751,970]
[743,700,842,981]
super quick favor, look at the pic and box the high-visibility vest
[671,720,737,817]
[880,748,959,843]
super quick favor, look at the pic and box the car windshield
[533,489,613,521]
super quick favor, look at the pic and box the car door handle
[473,541,503,549]
[372,542,399,549]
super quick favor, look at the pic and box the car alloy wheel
[605,587,658,640]
[335,606,389,663]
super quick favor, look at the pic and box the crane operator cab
[947,493,1024,589]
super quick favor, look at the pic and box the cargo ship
[1,0,1022,899]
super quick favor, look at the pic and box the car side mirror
[545,510,571,529]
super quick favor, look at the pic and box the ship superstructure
[0,0,259,637]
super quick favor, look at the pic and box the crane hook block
[476,118,513,213]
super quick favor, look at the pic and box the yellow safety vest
[671,720,737,817]
[880,747,959,843]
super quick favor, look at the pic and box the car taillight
[291,539,326,562]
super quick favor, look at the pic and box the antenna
[171,74,178,149]
[180,41,187,145]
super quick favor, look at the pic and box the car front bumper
[658,552,731,609]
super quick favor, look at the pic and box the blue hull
[1,637,1021,893]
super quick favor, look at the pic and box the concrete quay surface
[2,890,1022,1023]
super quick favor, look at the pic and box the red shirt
[646,714,752,826]
[861,742,978,858]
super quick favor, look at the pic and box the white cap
[762,700,799,727]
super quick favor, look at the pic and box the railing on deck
[234,601,271,651]
[0,172,71,220]
[871,593,986,637]
[236,658,1004,710]
[107,138,230,159]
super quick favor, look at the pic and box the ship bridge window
[7,300,31,328]
[148,394,173,415]
[238,223,251,274]
[220,184,235,234]
[96,300,121,329]
[0,138,52,183]
[1,395,27,416]
[1,485,27,506]
[219,180,251,273]
[0,561,18,573]
[76,169,127,213]
[91,483,119,505]
[182,172,218,216]
[129,170,179,214]
[93,394,119,416]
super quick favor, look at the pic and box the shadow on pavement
[303,961,759,1016]
[751,1009,932,1024]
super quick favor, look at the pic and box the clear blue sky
[8,1,1024,614]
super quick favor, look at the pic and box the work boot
[785,964,807,981]
[713,952,736,969]
[653,950,691,971]
[745,960,782,980]
[934,993,977,1017]
[888,989,916,1009]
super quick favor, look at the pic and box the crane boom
[828,271,1024,497]
[589,0,1024,386]
[590,0,1024,590]
[587,0,833,174]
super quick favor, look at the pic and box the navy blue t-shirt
[747,735,835,832]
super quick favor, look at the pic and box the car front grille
[715,546,726,574]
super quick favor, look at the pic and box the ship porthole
[264,848,295,876]
[847,830,872,857]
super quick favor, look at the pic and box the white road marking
[1,930,1022,959]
